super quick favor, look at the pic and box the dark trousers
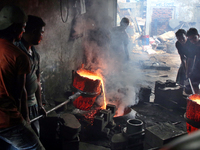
[29,105,40,136]
[0,105,42,150]
[0,121,45,150]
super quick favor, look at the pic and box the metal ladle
[30,88,101,123]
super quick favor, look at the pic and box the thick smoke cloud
[71,1,146,115]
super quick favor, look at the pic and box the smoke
[71,1,146,114]
[81,25,145,113]
[103,61,145,115]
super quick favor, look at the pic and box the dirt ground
[130,47,180,102]
[129,47,188,149]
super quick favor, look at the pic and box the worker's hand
[39,106,47,117]
[186,73,190,79]
[26,116,30,125]
[184,78,189,86]
[21,112,30,125]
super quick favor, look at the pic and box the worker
[186,28,200,94]
[175,29,195,87]
[0,5,45,149]
[15,15,47,136]
[110,17,130,71]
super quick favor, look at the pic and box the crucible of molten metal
[72,69,104,111]
[30,70,103,123]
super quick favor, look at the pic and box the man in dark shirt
[175,29,195,86]
[186,28,200,94]
[0,5,45,149]
[110,17,130,72]
[15,15,46,136]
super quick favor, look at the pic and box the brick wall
[151,8,173,36]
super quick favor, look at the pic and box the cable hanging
[60,0,69,23]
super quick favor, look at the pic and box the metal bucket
[142,35,149,45]
[72,70,101,110]
[126,119,143,134]
[185,94,200,133]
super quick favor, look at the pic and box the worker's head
[0,5,27,41]
[120,17,129,29]
[23,15,45,45]
[187,28,199,44]
[175,29,187,45]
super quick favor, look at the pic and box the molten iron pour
[72,69,106,110]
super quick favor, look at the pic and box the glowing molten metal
[186,94,200,133]
[77,68,107,109]
[188,94,200,105]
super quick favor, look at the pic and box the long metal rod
[30,91,81,123]
[176,83,186,88]
[188,78,195,94]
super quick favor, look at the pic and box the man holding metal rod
[175,29,196,94]
[175,29,194,86]
[0,5,45,150]
[15,15,47,136]
[186,28,200,94]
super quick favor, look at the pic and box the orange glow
[186,94,200,133]
[77,68,107,109]
[189,94,200,105]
